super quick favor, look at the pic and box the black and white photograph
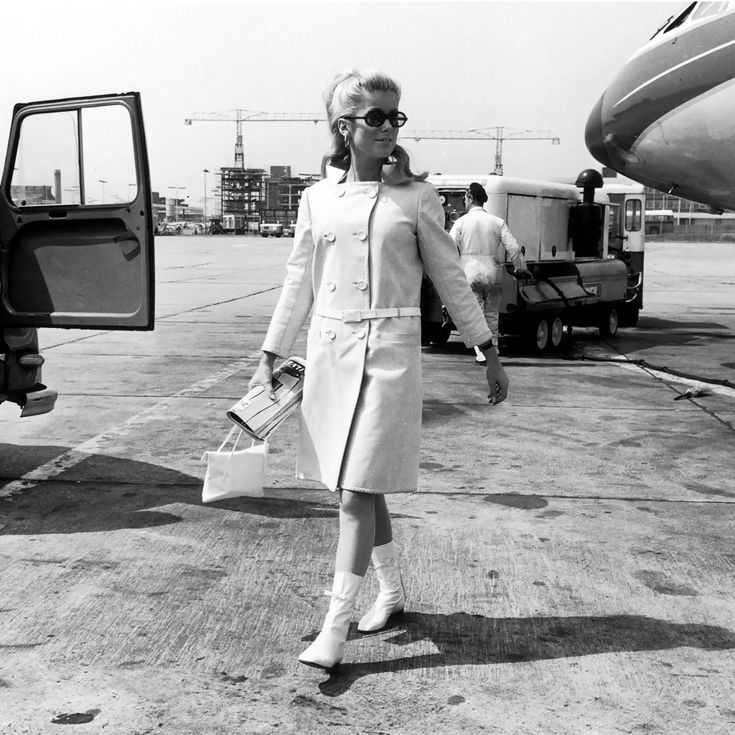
[1,1,734,733]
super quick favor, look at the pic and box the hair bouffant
[321,68,426,184]
[468,182,488,205]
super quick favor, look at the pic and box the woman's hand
[248,351,278,401]
[483,345,509,405]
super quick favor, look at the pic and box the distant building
[215,165,319,233]
[643,186,735,236]
[151,191,166,225]
[9,185,55,205]
[263,172,319,229]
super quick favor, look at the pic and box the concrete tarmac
[1,237,733,735]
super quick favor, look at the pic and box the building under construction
[218,167,266,234]
[218,165,318,234]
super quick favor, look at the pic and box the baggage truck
[423,170,645,351]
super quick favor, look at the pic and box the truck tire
[550,316,564,349]
[599,306,619,337]
[421,321,452,346]
[528,317,550,352]
[620,305,640,327]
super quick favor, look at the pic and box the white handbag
[201,426,268,503]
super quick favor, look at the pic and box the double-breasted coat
[261,172,493,494]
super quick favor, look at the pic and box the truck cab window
[625,199,642,232]
[10,103,138,207]
[10,111,79,206]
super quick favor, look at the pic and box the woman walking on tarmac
[248,68,508,670]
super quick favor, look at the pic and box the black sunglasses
[343,108,408,128]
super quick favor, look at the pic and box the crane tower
[184,110,325,168]
[404,127,560,176]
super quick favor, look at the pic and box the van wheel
[599,306,619,337]
[529,317,550,352]
[550,316,564,349]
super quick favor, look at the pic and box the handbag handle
[215,426,267,455]
[216,425,241,453]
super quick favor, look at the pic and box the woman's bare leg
[335,490,376,575]
[374,494,393,548]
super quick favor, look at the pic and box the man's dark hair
[468,182,488,204]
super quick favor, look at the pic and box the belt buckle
[341,309,362,323]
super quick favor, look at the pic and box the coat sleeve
[260,188,315,357]
[416,183,494,347]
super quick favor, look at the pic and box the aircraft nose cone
[585,94,612,169]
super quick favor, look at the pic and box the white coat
[261,174,493,494]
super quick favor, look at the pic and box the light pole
[203,169,209,227]
[98,179,108,203]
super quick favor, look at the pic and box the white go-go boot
[358,541,406,633]
[298,571,364,670]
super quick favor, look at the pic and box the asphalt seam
[38,286,282,351]
[0,355,260,500]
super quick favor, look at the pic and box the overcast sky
[3,0,684,206]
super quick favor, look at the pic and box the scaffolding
[218,167,266,232]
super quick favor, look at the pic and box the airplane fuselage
[586,2,735,213]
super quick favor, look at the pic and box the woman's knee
[339,489,375,519]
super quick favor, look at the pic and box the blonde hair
[321,69,427,184]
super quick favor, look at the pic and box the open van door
[0,92,154,330]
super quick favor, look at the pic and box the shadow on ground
[424,314,734,362]
[311,611,735,696]
[0,444,340,534]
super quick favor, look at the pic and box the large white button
[326,330,336,341]
[325,232,336,242]
[355,329,365,339]
[337,189,345,197]
[356,230,367,241]
[367,189,377,198]
[381,195,389,202]
[354,280,367,291]
[326,281,336,291]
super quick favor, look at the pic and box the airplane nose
[585,94,612,169]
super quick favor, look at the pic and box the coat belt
[315,306,422,323]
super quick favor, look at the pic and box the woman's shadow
[313,611,735,696]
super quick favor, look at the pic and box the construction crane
[403,127,560,176]
[185,111,559,176]
[184,110,325,168]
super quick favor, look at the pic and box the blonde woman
[249,69,508,670]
